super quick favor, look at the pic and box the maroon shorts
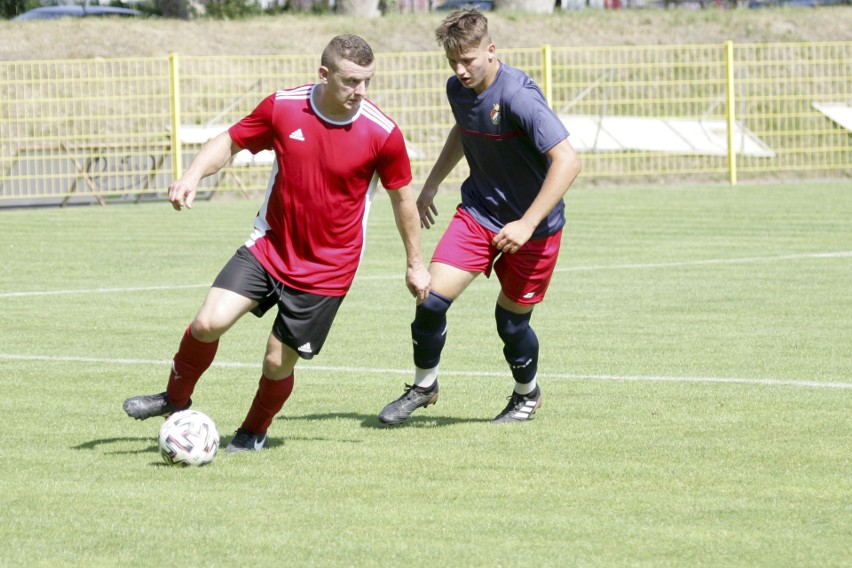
[431,207,562,305]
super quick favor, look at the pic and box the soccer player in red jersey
[378,10,582,425]
[124,35,430,451]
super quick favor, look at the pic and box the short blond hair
[434,9,490,54]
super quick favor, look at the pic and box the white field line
[2,251,850,391]
[1,353,850,391]
[1,250,850,299]
[0,284,208,298]
[555,251,852,273]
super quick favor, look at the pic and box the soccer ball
[158,410,220,467]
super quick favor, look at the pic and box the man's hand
[492,219,536,254]
[167,131,239,211]
[167,177,199,211]
[416,186,440,229]
[406,264,431,303]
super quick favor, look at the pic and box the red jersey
[228,85,412,296]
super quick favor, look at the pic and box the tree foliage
[205,0,261,19]
[1,0,38,19]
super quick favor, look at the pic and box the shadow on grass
[70,412,490,460]
[72,434,289,456]
[72,436,158,454]
[276,411,491,429]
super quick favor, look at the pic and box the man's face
[320,58,375,114]
[445,37,495,94]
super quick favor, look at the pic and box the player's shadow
[72,434,293,464]
[69,414,489,462]
[71,435,291,464]
[72,436,159,456]
[276,411,490,429]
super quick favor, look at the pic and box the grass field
[1,183,850,567]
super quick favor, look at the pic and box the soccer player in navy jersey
[379,9,582,425]
[123,35,430,451]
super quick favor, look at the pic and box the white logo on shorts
[298,342,312,353]
[523,292,536,299]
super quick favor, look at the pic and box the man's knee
[191,287,254,341]
[189,317,224,343]
[495,304,535,345]
[191,302,242,341]
[262,343,298,380]
[411,291,453,369]
[413,291,453,330]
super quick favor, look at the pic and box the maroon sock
[240,374,294,434]
[166,325,219,409]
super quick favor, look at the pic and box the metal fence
[1,41,850,206]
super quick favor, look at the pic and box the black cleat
[492,386,542,423]
[225,428,268,453]
[378,382,440,425]
[123,391,190,421]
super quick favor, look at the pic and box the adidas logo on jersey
[297,342,312,353]
[289,129,305,141]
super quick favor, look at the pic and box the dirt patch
[1,7,850,61]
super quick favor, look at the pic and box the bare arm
[388,185,431,302]
[168,131,241,211]
[492,138,582,254]
[418,124,465,229]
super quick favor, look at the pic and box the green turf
[0,183,850,567]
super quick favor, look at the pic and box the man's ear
[318,65,330,84]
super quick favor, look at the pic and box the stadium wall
[0,41,849,206]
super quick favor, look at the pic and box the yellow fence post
[724,41,737,186]
[169,53,182,182]
[542,44,553,108]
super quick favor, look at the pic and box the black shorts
[212,246,344,360]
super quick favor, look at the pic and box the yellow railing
[1,41,850,205]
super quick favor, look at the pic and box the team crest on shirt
[490,103,501,125]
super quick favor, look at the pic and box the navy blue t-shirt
[447,63,570,239]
